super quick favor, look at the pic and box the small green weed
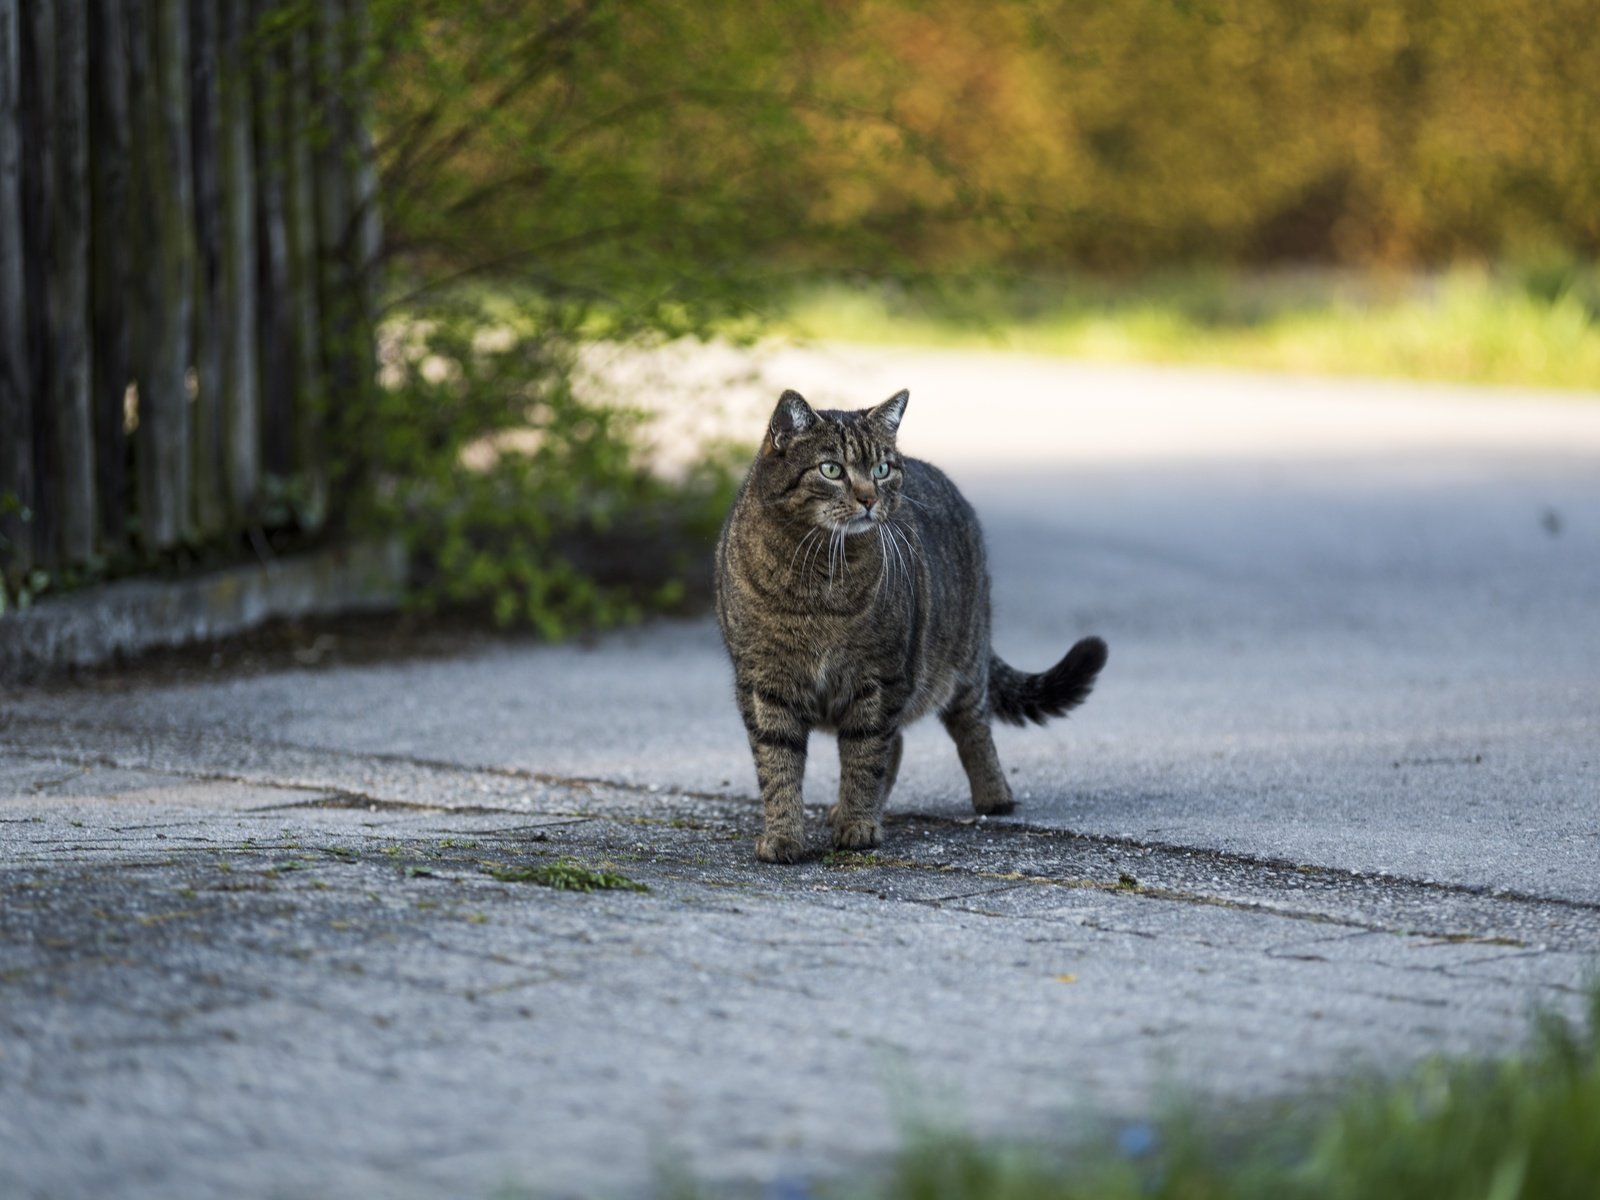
[483,857,646,896]
[824,850,884,868]
[486,858,649,893]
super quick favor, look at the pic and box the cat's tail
[988,637,1108,727]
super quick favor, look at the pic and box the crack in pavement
[6,741,1598,961]
[8,718,1597,925]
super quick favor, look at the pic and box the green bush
[365,297,739,638]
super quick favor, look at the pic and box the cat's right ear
[765,390,816,455]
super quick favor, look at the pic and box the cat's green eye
[819,461,844,480]
[872,461,892,480]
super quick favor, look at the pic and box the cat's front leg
[829,726,897,850]
[738,683,812,863]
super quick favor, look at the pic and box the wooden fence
[0,0,379,595]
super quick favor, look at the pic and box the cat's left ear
[765,390,817,455]
[870,389,909,436]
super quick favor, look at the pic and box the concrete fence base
[0,539,408,684]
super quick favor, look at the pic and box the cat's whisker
[885,521,914,619]
[896,527,915,583]
[787,527,822,581]
[874,524,892,599]
[803,526,828,585]
[887,520,919,574]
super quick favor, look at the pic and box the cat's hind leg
[940,685,1015,815]
[882,731,904,801]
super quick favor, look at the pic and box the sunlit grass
[865,986,1600,1200]
[783,268,1600,392]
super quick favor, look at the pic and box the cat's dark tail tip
[989,636,1109,728]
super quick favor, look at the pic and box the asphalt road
[3,347,1598,1198]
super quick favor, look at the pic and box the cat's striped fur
[714,389,1108,863]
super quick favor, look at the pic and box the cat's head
[751,389,909,534]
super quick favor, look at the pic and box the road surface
[3,345,1597,1198]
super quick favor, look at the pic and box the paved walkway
[3,348,1598,1198]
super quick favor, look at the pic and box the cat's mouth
[838,515,878,535]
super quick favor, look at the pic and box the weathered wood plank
[50,0,97,567]
[252,0,292,479]
[312,0,356,506]
[0,0,32,582]
[132,0,196,550]
[21,0,57,571]
[218,0,258,521]
[88,0,131,554]
[281,9,325,527]
[314,0,380,511]
[188,0,225,535]
[348,0,379,332]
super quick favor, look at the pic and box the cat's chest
[803,635,893,725]
[808,647,857,727]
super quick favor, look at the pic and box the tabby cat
[714,389,1108,863]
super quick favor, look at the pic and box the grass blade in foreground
[878,986,1600,1200]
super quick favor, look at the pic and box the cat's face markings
[754,390,908,533]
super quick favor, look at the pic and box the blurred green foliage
[349,0,1600,634]
[891,0,1600,269]
[371,0,1600,283]
[787,261,1600,389]
[370,0,968,321]
[365,296,739,636]
[874,987,1600,1200]
[351,1,959,634]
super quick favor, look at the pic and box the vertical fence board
[313,0,378,507]
[0,0,32,582]
[50,0,96,566]
[282,13,325,528]
[21,0,57,572]
[219,0,257,520]
[133,0,196,550]
[188,0,224,534]
[348,0,379,341]
[88,0,130,553]
[312,0,349,384]
[252,0,292,479]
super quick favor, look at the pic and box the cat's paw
[972,780,1016,815]
[755,831,806,863]
[831,820,882,850]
